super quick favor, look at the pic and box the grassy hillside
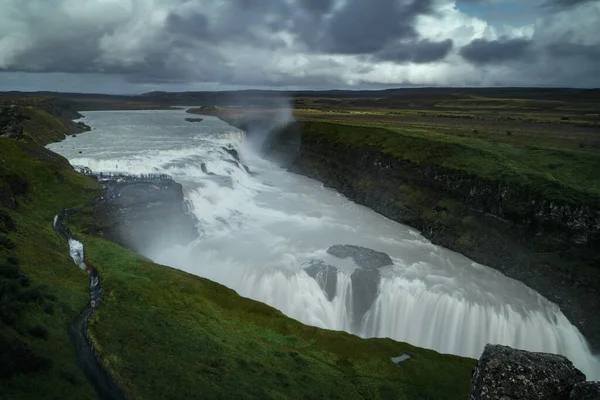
[0,138,101,399]
[1,105,476,399]
[298,121,600,207]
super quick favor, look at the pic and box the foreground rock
[468,344,586,400]
[0,105,25,139]
[570,382,600,399]
[92,174,198,254]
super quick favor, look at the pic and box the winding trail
[54,208,126,400]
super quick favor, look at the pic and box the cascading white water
[47,109,600,379]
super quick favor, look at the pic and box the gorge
[47,108,600,380]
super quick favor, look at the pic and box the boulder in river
[350,268,380,330]
[222,147,241,163]
[305,260,338,301]
[327,245,393,270]
[468,344,586,400]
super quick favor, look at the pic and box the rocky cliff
[91,174,198,254]
[468,344,596,400]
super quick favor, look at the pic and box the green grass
[0,138,100,399]
[21,107,71,146]
[299,121,600,207]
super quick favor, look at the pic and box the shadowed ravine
[53,209,126,400]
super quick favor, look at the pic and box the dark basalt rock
[570,382,600,400]
[350,268,380,330]
[327,245,393,270]
[305,260,338,301]
[0,105,25,139]
[223,147,241,163]
[468,344,586,400]
[185,118,204,123]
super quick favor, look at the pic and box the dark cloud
[547,42,600,62]
[166,12,211,40]
[543,0,598,9]
[298,0,334,14]
[460,38,533,65]
[0,0,599,89]
[320,0,434,54]
[375,39,454,63]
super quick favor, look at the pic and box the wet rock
[185,118,204,123]
[327,245,393,270]
[350,268,380,329]
[570,382,600,400]
[468,344,586,400]
[0,105,25,139]
[305,260,338,301]
[223,147,241,162]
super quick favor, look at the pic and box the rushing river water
[48,109,600,378]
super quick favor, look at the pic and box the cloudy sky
[0,0,598,93]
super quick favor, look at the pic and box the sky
[0,0,598,94]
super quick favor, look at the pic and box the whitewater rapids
[47,109,600,379]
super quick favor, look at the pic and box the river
[47,109,600,379]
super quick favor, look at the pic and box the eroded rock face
[93,176,198,254]
[570,381,600,400]
[468,344,586,400]
[0,106,25,139]
[327,245,393,270]
[304,260,338,301]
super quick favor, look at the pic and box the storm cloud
[0,0,598,91]
[460,38,533,65]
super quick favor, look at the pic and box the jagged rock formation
[0,105,25,139]
[570,382,600,399]
[468,344,586,400]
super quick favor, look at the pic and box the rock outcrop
[92,174,198,254]
[327,245,393,270]
[305,260,338,301]
[468,344,586,400]
[0,105,25,139]
[570,382,600,399]
[305,245,393,329]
